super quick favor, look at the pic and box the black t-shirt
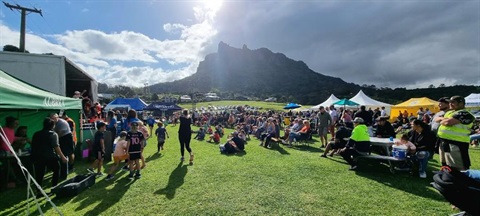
[31,130,59,161]
[127,131,144,153]
[354,110,373,126]
[232,136,245,150]
[178,116,192,134]
[93,131,104,152]
[335,127,352,145]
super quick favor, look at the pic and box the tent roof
[465,93,480,107]
[0,69,81,110]
[393,97,438,107]
[108,98,147,111]
[144,102,182,111]
[349,90,391,107]
[310,94,340,110]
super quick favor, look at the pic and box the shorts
[439,142,465,170]
[129,152,141,160]
[59,133,75,155]
[329,142,346,150]
[95,151,104,160]
[318,127,328,136]
[113,154,129,163]
[157,138,165,144]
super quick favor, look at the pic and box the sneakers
[121,165,129,171]
[96,172,104,177]
[320,154,327,158]
[349,165,358,170]
[87,168,95,173]
[419,172,427,178]
[135,173,141,179]
[105,174,114,181]
[180,157,185,162]
[128,174,134,180]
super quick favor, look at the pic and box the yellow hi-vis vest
[437,109,473,143]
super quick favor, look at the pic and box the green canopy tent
[0,68,82,145]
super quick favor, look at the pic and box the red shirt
[0,127,15,152]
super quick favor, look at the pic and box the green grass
[178,100,311,112]
[1,124,479,215]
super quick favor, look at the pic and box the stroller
[432,166,480,216]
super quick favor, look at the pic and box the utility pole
[3,2,42,52]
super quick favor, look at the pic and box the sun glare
[203,0,223,13]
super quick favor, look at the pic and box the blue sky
[0,0,479,88]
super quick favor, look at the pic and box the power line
[3,1,42,52]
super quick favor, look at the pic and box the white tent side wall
[310,94,340,110]
[350,90,392,115]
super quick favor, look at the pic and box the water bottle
[389,136,394,142]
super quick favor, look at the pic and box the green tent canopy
[0,69,83,151]
[0,69,81,110]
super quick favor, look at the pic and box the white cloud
[0,2,220,87]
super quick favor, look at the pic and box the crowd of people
[1,93,479,206]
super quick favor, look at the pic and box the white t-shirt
[329,110,338,121]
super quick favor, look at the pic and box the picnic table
[357,137,408,174]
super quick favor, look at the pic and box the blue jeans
[416,151,430,173]
[470,134,480,142]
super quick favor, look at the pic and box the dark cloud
[213,1,480,88]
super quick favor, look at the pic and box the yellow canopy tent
[390,97,440,121]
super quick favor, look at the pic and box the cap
[376,116,387,121]
[353,117,364,124]
[438,97,450,103]
[450,96,465,104]
[131,121,139,126]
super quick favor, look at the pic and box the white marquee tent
[465,93,480,107]
[349,90,392,114]
[310,94,340,110]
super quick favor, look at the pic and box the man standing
[437,96,475,170]
[50,113,75,179]
[329,105,338,139]
[431,97,451,162]
[317,106,332,148]
[380,107,387,117]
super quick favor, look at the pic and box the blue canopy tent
[284,103,302,110]
[105,98,147,111]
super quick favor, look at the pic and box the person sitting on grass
[207,131,221,143]
[194,128,206,141]
[88,121,106,176]
[105,131,128,181]
[155,121,169,154]
[219,132,245,154]
[321,122,352,158]
[339,117,371,170]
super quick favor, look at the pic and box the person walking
[178,110,194,165]
[31,118,68,197]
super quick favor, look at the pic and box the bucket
[392,145,407,159]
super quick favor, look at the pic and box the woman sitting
[286,120,311,147]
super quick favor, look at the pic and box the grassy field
[1,122,478,216]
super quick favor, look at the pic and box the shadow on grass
[154,162,187,199]
[145,153,162,163]
[224,151,248,157]
[294,145,323,153]
[353,160,445,201]
[268,144,290,155]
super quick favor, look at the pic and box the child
[394,134,416,155]
[208,131,221,143]
[105,131,128,180]
[194,127,205,141]
[155,122,169,153]
[137,121,149,168]
[88,122,106,176]
[126,121,145,179]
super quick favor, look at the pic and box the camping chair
[294,129,313,146]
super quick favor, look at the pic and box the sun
[203,0,223,13]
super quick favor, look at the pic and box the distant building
[180,95,192,102]
[161,96,178,103]
[205,92,220,101]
